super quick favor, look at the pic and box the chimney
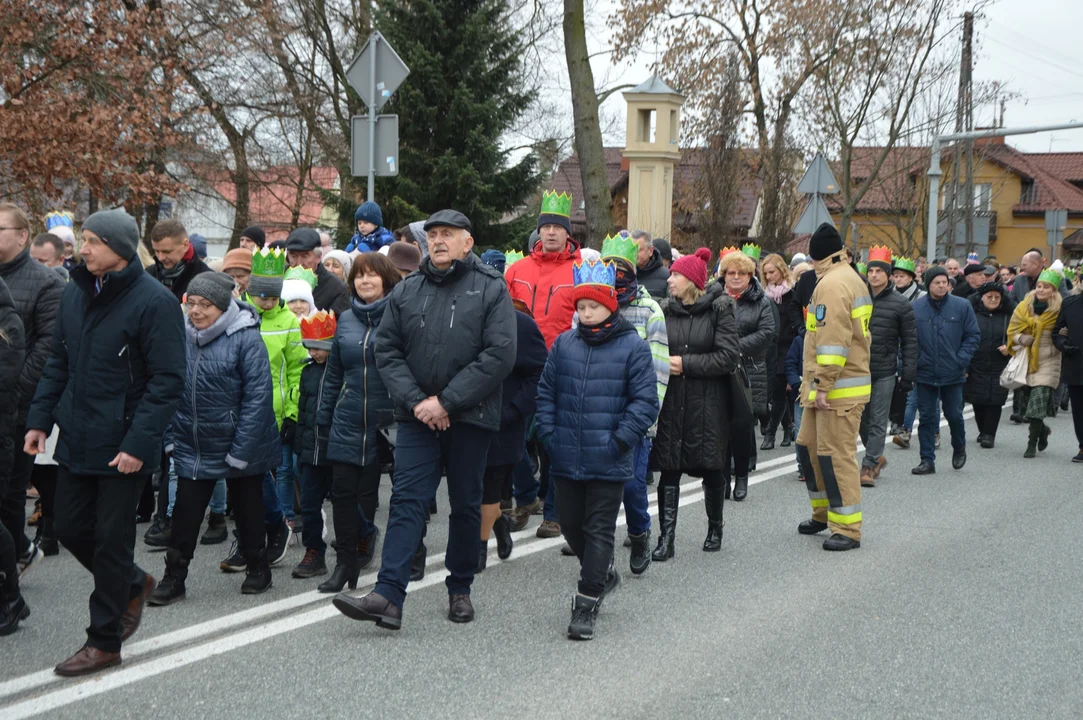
[974,127,1005,148]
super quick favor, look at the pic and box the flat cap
[284,227,321,252]
[423,209,471,232]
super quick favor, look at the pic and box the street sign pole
[367,35,378,202]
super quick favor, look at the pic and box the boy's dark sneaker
[220,532,246,573]
[143,516,171,550]
[567,594,599,641]
[292,548,327,578]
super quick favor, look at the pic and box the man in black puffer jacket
[25,208,185,676]
[858,254,917,486]
[0,203,64,572]
[334,209,516,631]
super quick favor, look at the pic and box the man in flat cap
[333,210,516,630]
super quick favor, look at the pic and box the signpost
[793,153,839,235]
[345,32,410,201]
[1046,208,1068,259]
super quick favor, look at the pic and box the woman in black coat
[651,249,740,560]
[760,253,799,450]
[316,253,402,593]
[718,251,776,500]
[964,282,1015,449]
[0,277,27,635]
[1053,290,1083,460]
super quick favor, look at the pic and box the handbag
[727,360,755,426]
[999,350,1029,390]
[889,379,909,426]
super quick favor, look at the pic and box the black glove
[280,418,297,445]
[897,379,914,393]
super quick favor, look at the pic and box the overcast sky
[579,0,1083,154]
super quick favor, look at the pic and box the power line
[986,18,1083,69]
[985,37,1083,83]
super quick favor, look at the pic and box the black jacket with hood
[0,277,26,444]
[964,283,1016,406]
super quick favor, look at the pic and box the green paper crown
[540,190,572,218]
[741,243,761,261]
[504,250,524,271]
[1038,268,1063,286]
[893,257,916,274]
[284,266,317,289]
[252,248,286,278]
[600,234,638,266]
[856,263,867,275]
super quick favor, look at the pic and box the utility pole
[961,11,975,256]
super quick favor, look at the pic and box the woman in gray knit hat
[148,273,283,605]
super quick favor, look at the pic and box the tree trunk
[563,0,610,248]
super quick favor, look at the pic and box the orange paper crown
[868,246,893,264]
[720,246,740,259]
[300,310,336,342]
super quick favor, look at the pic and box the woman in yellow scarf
[1007,270,1063,458]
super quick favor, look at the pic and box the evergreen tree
[375,0,540,248]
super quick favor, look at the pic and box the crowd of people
[2,192,1083,671]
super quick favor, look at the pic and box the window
[637,109,656,143]
[941,183,992,211]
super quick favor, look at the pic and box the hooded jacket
[375,252,516,432]
[653,283,740,471]
[244,294,306,427]
[964,285,1015,406]
[535,319,659,483]
[868,284,918,382]
[505,239,582,348]
[27,260,186,475]
[636,250,670,300]
[318,296,396,468]
[0,278,26,443]
[0,247,64,424]
[168,301,280,479]
[801,250,873,408]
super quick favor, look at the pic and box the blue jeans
[299,464,333,551]
[374,422,492,608]
[512,451,538,508]
[262,474,284,527]
[623,437,651,536]
[166,458,177,516]
[276,445,297,521]
[903,386,941,431]
[209,480,226,515]
[916,383,965,464]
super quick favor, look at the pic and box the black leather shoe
[911,462,936,475]
[760,435,775,451]
[476,544,487,573]
[492,514,513,560]
[732,475,748,501]
[798,520,828,535]
[952,449,966,470]
[979,434,994,449]
[334,591,402,630]
[823,533,861,551]
[448,594,474,623]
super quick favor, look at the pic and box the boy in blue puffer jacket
[535,259,658,641]
[345,201,395,253]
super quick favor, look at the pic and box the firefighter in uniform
[796,223,872,551]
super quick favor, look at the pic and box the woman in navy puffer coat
[156,296,281,603]
[316,253,401,590]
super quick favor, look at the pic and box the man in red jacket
[505,191,582,349]
[504,191,582,538]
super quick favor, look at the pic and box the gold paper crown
[600,233,638,266]
[284,266,317,289]
[251,248,286,278]
[300,310,336,342]
[540,190,572,218]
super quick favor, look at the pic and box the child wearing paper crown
[243,248,308,560]
[282,266,318,319]
[290,311,337,580]
[534,258,659,641]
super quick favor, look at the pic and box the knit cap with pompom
[669,247,711,290]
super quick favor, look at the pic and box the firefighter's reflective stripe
[816,344,849,367]
[851,295,873,337]
[806,310,818,333]
[828,504,862,525]
[807,374,871,401]
[809,491,829,509]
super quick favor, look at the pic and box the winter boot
[318,559,359,594]
[567,594,600,641]
[651,486,679,561]
[0,592,30,636]
[1024,421,1040,458]
[143,515,171,549]
[37,518,59,556]
[628,531,651,575]
[241,550,272,594]
[409,542,427,581]
[733,475,749,502]
[148,550,189,606]
[780,423,793,447]
[702,485,724,552]
[200,512,228,545]
[1038,423,1051,452]
[492,513,513,560]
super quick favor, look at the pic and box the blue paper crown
[45,211,74,230]
[573,259,617,289]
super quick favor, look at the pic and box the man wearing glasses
[24,208,185,676]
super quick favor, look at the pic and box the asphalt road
[3,409,1082,719]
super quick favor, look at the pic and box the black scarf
[578,314,631,346]
[615,264,639,307]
